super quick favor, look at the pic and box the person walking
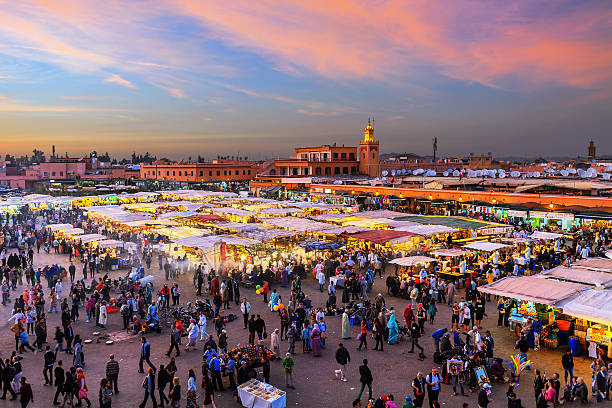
[105,354,120,394]
[139,367,157,408]
[168,377,180,408]
[201,373,216,408]
[357,321,368,351]
[19,376,34,407]
[166,324,181,357]
[209,354,224,392]
[157,365,170,407]
[43,345,55,385]
[282,353,295,389]
[561,348,574,384]
[425,368,443,408]
[60,366,74,408]
[335,343,350,381]
[409,321,425,359]
[139,337,156,374]
[52,360,65,405]
[356,359,373,401]
[186,369,197,408]
[0,359,17,400]
[412,372,426,408]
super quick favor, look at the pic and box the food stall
[478,276,590,350]
[429,248,473,282]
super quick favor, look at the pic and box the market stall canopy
[159,201,204,211]
[240,228,300,241]
[78,233,107,243]
[429,248,472,257]
[348,229,418,245]
[540,266,612,288]
[393,215,502,230]
[159,190,238,200]
[212,222,262,232]
[47,223,74,231]
[263,217,336,233]
[212,208,256,217]
[562,289,612,326]
[502,237,535,244]
[98,239,124,249]
[173,234,259,249]
[357,210,411,219]
[477,276,589,305]
[155,226,208,239]
[390,256,437,266]
[394,224,457,236]
[259,207,305,215]
[319,226,373,235]
[62,227,84,236]
[530,231,564,240]
[158,211,196,219]
[190,214,225,223]
[463,242,511,252]
[573,258,612,272]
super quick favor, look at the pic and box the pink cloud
[175,0,612,88]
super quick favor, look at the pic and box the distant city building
[139,159,261,183]
[588,140,596,160]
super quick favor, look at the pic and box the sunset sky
[0,0,611,160]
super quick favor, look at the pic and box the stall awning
[477,276,588,306]
[98,239,123,249]
[463,242,511,252]
[190,214,225,223]
[429,248,472,257]
[319,226,373,235]
[394,224,457,236]
[263,217,336,233]
[390,256,437,266]
[348,230,418,245]
[562,289,612,326]
[573,258,612,272]
[530,231,564,240]
[261,185,283,194]
[78,233,107,243]
[540,266,612,288]
[47,223,74,231]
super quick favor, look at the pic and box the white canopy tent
[390,256,437,266]
[463,242,511,252]
[429,249,472,257]
[394,224,457,236]
[530,231,564,240]
[477,276,588,305]
[98,239,124,249]
[263,217,336,233]
[540,266,612,288]
[78,233,107,243]
[47,223,74,231]
[562,289,612,326]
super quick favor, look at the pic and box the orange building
[265,145,359,177]
[359,119,380,177]
[140,160,261,183]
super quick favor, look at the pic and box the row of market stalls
[478,257,612,358]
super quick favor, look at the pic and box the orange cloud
[174,0,612,89]
[105,74,136,89]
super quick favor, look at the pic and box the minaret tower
[359,118,380,177]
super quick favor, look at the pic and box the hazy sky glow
[0,0,611,159]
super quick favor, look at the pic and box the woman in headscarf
[310,324,322,357]
[269,289,280,311]
[341,310,351,339]
[387,312,399,345]
[403,304,415,328]
[185,318,199,351]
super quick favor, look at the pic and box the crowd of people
[0,203,611,408]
